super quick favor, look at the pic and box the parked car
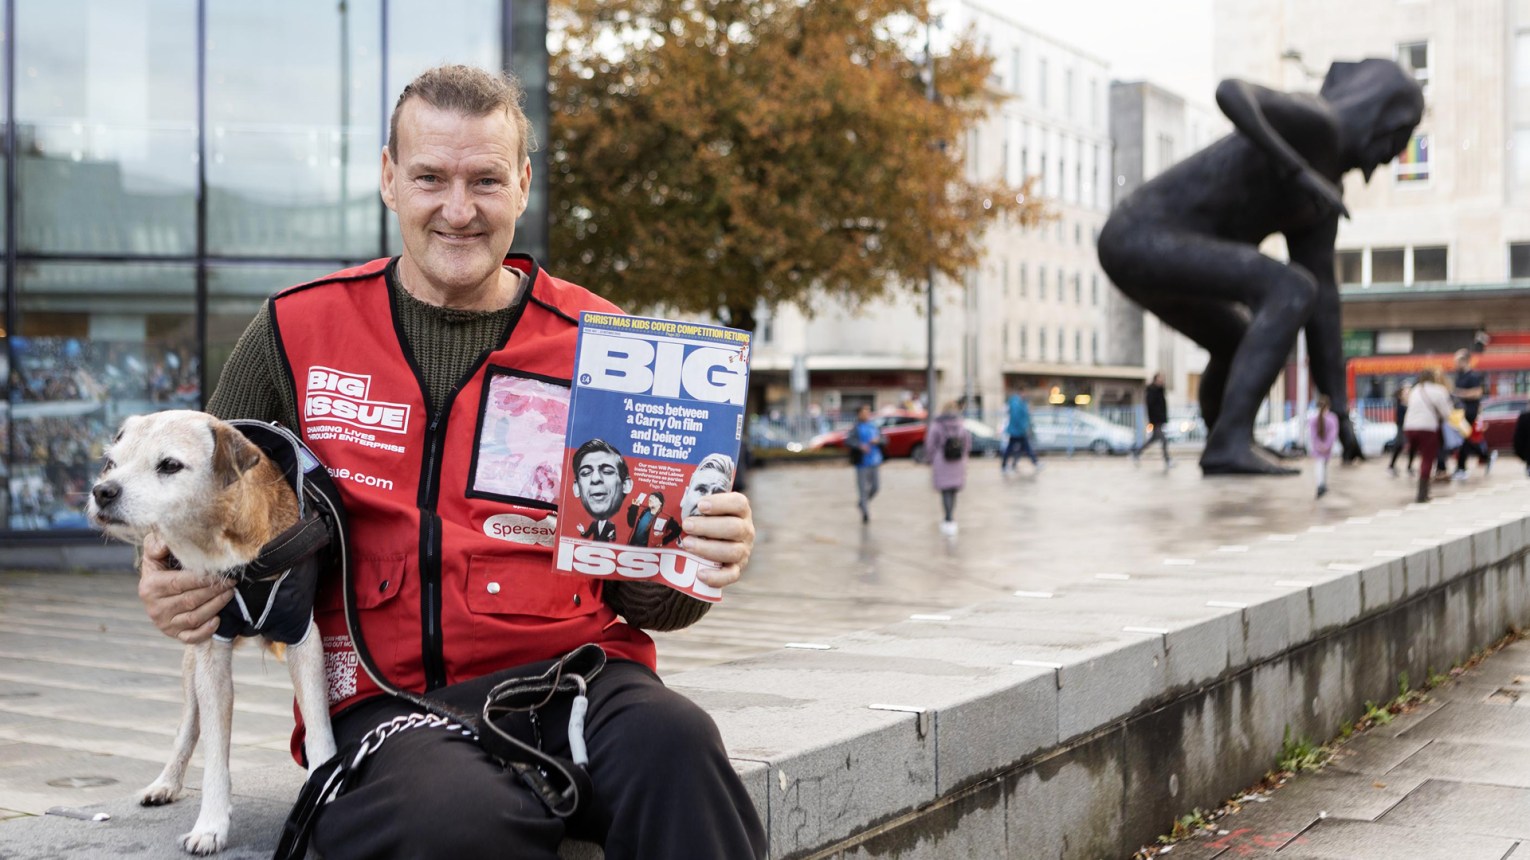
[807,410,929,459]
[748,421,803,453]
[1028,409,1135,455]
[1479,396,1530,452]
[1258,410,1396,458]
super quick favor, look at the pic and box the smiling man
[132,65,765,859]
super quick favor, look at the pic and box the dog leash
[274,645,605,860]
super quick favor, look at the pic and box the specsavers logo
[305,366,411,434]
[484,513,557,547]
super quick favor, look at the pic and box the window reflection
[207,264,344,390]
[206,0,382,258]
[10,263,196,530]
[15,0,196,255]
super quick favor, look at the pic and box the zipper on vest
[418,414,448,691]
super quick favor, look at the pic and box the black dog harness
[213,422,339,644]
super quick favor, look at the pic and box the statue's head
[1320,59,1425,182]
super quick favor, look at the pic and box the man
[626,490,680,547]
[1514,401,1530,478]
[1098,59,1424,475]
[571,438,630,542]
[851,405,884,523]
[135,65,763,859]
[1451,349,1486,479]
[1001,385,1039,474]
[681,453,735,521]
[1131,372,1172,467]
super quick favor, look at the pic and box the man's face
[647,495,663,515]
[1456,353,1471,371]
[681,467,730,520]
[857,407,872,422]
[573,450,629,519]
[380,100,531,302]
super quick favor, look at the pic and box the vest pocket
[316,554,407,613]
[465,554,598,619]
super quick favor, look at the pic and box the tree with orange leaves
[548,0,1048,330]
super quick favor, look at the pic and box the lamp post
[924,11,939,414]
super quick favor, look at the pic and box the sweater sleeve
[604,581,712,632]
[206,303,299,427]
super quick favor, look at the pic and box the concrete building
[750,0,1141,424]
[1215,0,1530,400]
[1108,80,1228,413]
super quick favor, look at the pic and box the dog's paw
[179,827,227,855]
[138,781,180,806]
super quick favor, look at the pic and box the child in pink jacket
[1308,394,1340,498]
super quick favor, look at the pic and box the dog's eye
[156,458,185,475]
[101,458,115,473]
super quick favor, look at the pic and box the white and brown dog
[87,410,336,855]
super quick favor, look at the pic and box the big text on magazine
[553,312,751,601]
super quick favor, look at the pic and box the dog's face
[88,411,265,558]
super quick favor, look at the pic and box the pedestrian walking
[925,402,971,536]
[1308,394,1339,498]
[1387,380,1415,476]
[851,404,884,523]
[1451,349,1485,480]
[1131,371,1172,467]
[1001,385,1040,474]
[1402,366,1454,503]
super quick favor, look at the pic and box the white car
[1028,409,1136,455]
[1258,410,1396,458]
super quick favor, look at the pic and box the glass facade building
[3,0,546,541]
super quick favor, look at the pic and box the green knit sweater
[207,264,710,633]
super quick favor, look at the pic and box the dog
[87,410,337,855]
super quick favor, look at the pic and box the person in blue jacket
[851,405,884,522]
[1001,385,1041,474]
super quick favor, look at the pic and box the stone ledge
[6,486,1529,858]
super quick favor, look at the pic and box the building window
[1158,133,1175,174]
[1002,260,1009,296]
[1091,274,1099,305]
[1038,267,1046,300]
[1091,332,1099,364]
[1395,133,1430,184]
[1511,243,1530,279]
[1057,328,1066,361]
[1003,325,1010,359]
[1038,58,1048,109]
[1020,263,1028,297]
[1074,331,1082,363]
[1073,274,1081,304]
[1039,326,1047,361]
[1011,48,1022,95]
[1413,246,1448,282]
[1057,268,1065,301]
[1372,248,1406,283]
[1397,41,1429,95]
[1065,68,1075,118]
[1336,250,1363,284]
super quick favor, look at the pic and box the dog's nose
[92,481,121,507]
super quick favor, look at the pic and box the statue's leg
[1149,299,1247,432]
[1100,225,1315,475]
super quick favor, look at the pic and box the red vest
[271,256,657,756]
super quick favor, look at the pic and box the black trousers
[313,659,766,860]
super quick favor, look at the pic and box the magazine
[553,311,751,602]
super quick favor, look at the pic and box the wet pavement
[0,446,1522,824]
[654,448,1523,672]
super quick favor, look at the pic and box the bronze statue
[1098,59,1424,475]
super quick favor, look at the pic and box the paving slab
[1397,701,1530,748]
[1377,779,1530,840]
[1281,818,1519,859]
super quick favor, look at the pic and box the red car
[1479,396,1529,451]
[808,410,930,459]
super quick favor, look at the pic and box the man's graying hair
[388,64,538,165]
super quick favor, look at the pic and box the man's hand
[1292,168,1350,220]
[680,492,754,590]
[138,533,236,643]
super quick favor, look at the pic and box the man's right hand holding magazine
[677,491,754,589]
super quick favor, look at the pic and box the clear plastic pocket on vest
[465,554,597,619]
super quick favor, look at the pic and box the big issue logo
[305,366,412,434]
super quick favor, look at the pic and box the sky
[986,0,1219,107]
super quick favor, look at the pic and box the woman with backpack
[925,402,972,536]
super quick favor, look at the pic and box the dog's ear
[210,422,264,487]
